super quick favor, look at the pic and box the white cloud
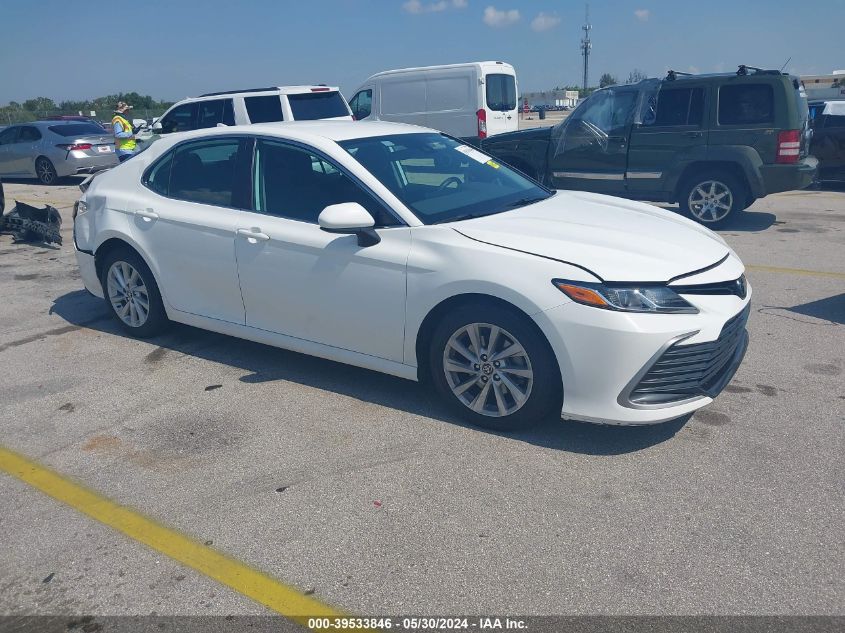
[403,0,467,14]
[531,12,561,32]
[634,9,649,22]
[688,65,700,74]
[483,6,520,28]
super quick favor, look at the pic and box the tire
[99,247,169,338]
[428,303,561,431]
[678,169,747,228]
[35,157,58,185]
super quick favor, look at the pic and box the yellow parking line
[0,445,343,624]
[746,264,845,280]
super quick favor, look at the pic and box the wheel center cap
[481,363,494,375]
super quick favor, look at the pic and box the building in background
[801,71,845,100]
[521,89,579,108]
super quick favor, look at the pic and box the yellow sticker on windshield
[486,160,500,169]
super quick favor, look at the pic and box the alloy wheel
[106,261,150,328]
[442,322,534,417]
[688,180,733,222]
[36,158,56,185]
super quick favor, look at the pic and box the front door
[547,86,639,194]
[627,83,708,197]
[235,139,410,362]
[130,136,251,323]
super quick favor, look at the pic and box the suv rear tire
[679,169,747,227]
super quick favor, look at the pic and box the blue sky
[1,0,842,103]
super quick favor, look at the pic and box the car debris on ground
[0,201,63,245]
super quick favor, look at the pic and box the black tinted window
[169,139,248,208]
[18,126,42,141]
[647,87,705,126]
[0,127,18,144]
[197,99,235,128]
[486,74,516,111]
[288,92,350,120]
[254,140,396,226]
[144,153,173,196]
[719,84,774,125]
[245,95,284,123]
[351,89,372,119]
[160,103,197,133]
[49,123,108,137]
[825,115,845,128]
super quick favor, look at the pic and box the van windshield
[486,74,517,111]
[288,91,350,120]
[340,133,552,225]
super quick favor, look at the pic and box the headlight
[553,279,699,314]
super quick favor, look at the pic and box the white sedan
[73,121,751,429]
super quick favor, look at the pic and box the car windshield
[339,133,552,225]
[288,91,350,120]
[49,123,108,137]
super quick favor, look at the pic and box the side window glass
[644,87,705,127]
[0,127,19,145]
[169,139,245,208]
[348,93,359,118]
[222,99,235,126]
[18,126,42,142]
[357,89,372,119]
[718,84,774,125]
[197,100,225,129]
[244,96,284,123]
[254,140,397,226]
[160,103,197,134]
[144,152,174,196]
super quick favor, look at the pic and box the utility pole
[580,3,592,92]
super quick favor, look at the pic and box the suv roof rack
[198,87,279,97]
[665,69,693,81]
[737,65,784,76]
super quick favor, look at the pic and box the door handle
[237,228,270,242]
[684,131,703,138]
[134,208,159,222]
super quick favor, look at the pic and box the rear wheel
[679,170,746,227]
[428,303,561,431]
[100,248,168,337]
[35,157,58,185]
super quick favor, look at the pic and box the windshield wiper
[500,196,549,210]
[432,212,488,224]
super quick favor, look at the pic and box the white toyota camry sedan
[73,121,751,430]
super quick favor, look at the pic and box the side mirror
[318,202,380,246]
[152,121,162,131]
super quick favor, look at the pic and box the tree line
[1,93,175,124]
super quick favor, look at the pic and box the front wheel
[679,170,746,227]
[428,304,561,431]
[35,157,58,185]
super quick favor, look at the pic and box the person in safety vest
[112,102,137,162]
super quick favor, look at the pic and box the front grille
[628,306,750,405]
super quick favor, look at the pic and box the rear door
[627,82,708,196]
[484,72,518,136]
[547,85,638,195]
[709,79,776,164]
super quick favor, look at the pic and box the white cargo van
[348,61,518,140]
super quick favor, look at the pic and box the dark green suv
[480,67,817,226]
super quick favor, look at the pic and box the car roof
[185,86,342,100]
[167,120,435,143]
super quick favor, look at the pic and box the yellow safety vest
[112,114,137,151]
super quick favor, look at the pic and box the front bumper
[534,290,751,425]
[759,155,817,195]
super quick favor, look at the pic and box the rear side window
[197,99,236,128]
[168,139,249,208]
[49,123,108,137]
[0,127,18,144]
[244,95,284,123]
[144,153,173,196]
[646,87,704,126]
[486,74,516,111]
[288,92,350,120]
[18,126,42,141]
[718,84,774,125]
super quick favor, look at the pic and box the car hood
[452,191,731,282]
